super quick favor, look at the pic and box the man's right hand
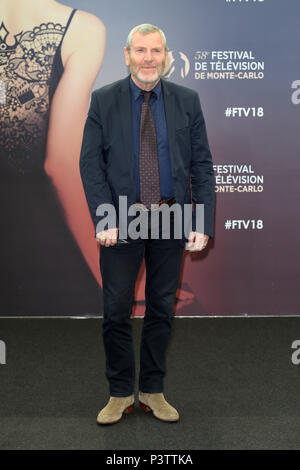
[96,228,118,247]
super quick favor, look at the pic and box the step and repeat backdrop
[0,0,299,316]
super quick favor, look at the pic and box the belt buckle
[134,202,160,211]
[134,198,175,211]
[134,202,149,212]
[151,203,160,211]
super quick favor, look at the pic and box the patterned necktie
[139,91,161,208]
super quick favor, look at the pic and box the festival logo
[164,51,190,79]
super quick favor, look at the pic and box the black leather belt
[158,197,176,206]
[135,197,176,211]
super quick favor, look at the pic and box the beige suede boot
[139,392,179,422]
[97,395,135,425]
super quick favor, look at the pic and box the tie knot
[141,91,152,103]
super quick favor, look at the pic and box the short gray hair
[126,24,168,51]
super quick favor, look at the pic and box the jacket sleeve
[190,92,215,238]
[79,91,117,235]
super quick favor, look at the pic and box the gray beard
[129,64,165,85]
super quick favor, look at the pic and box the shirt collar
[130,76,161,101]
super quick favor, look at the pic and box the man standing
[80,24,215,424]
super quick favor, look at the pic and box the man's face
[124,31,167,86]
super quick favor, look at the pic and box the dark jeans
[100,215,184,397]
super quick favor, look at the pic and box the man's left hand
[186,232,209,252]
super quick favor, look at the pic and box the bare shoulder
[69,10,105,40]
[61,9,106,64]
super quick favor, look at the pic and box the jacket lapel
[161,79,177,179]
[117,76,135,182]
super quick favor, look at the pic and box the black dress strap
[48,8,77,103]
[58,8,77,46]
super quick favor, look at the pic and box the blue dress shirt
[130,77,174,202]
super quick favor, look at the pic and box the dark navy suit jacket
[80,75,215,238]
